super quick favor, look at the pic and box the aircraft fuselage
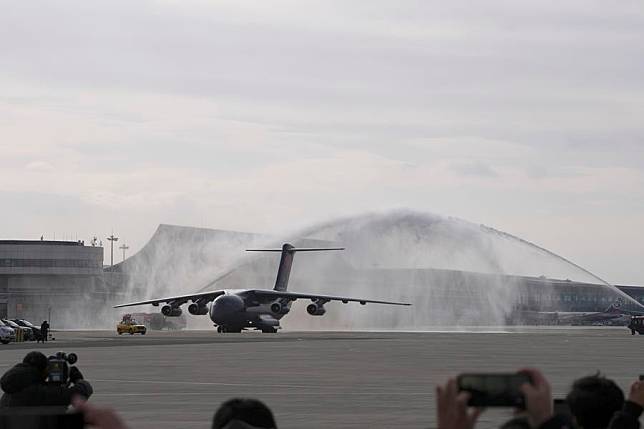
[208,290,291,333]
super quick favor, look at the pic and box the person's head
[566,373,624,429]
[212,398,276,429]
[22,351,48,380]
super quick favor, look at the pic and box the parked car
[0,320,16,344]
[12,319,42,341]
[1,319,33,341]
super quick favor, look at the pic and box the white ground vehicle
[0,320,15,344]
[1,319,32,341]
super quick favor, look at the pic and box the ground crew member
[39,320,50,343]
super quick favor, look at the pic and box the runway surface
[0,328,640,428]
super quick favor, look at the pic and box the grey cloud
[2,0,643,161]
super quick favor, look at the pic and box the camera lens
[67,353,78,364]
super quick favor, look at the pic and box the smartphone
[457,373,532,408]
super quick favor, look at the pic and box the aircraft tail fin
[246,243,344,291]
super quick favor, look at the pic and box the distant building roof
[0,240,88,247]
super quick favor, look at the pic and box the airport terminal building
[0,240,110,323]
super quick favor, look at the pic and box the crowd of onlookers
[437,368,644,429]
[72,396,277,429]
[1,351,643,429]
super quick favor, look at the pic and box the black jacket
[608,401,643,429]
[0,363,92,407]
[539,414,573,429]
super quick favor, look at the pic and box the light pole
[107,234,119,268]
[119,244,129,262]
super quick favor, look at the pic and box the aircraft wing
[114,290,225,308]
[246,289,411,306]
[615,308,644,316]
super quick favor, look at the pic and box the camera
[457,372,532,408]
[47,352,78,385]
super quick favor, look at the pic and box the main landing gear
[215,325,277,334]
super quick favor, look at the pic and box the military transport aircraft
[115,243,411,333]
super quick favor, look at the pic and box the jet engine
[188,303,209,315]
[161,305,182,317]
[270,303,290,315]
[306,303,326,316]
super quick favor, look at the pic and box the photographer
[0,351,92,408]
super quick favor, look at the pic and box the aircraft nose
[211,295,245,323]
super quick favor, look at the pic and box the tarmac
[0,328,641,429]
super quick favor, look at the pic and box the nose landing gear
[215,325,276,333]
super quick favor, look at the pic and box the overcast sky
[1,0,643,284]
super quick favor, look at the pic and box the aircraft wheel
[1,339,9,344]
[129,332,134,335]
[141,331,146,335]
[217,326,223,333]
[261,327,277,334]
[632,330,636,335]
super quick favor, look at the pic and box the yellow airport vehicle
[117,314,147,335]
